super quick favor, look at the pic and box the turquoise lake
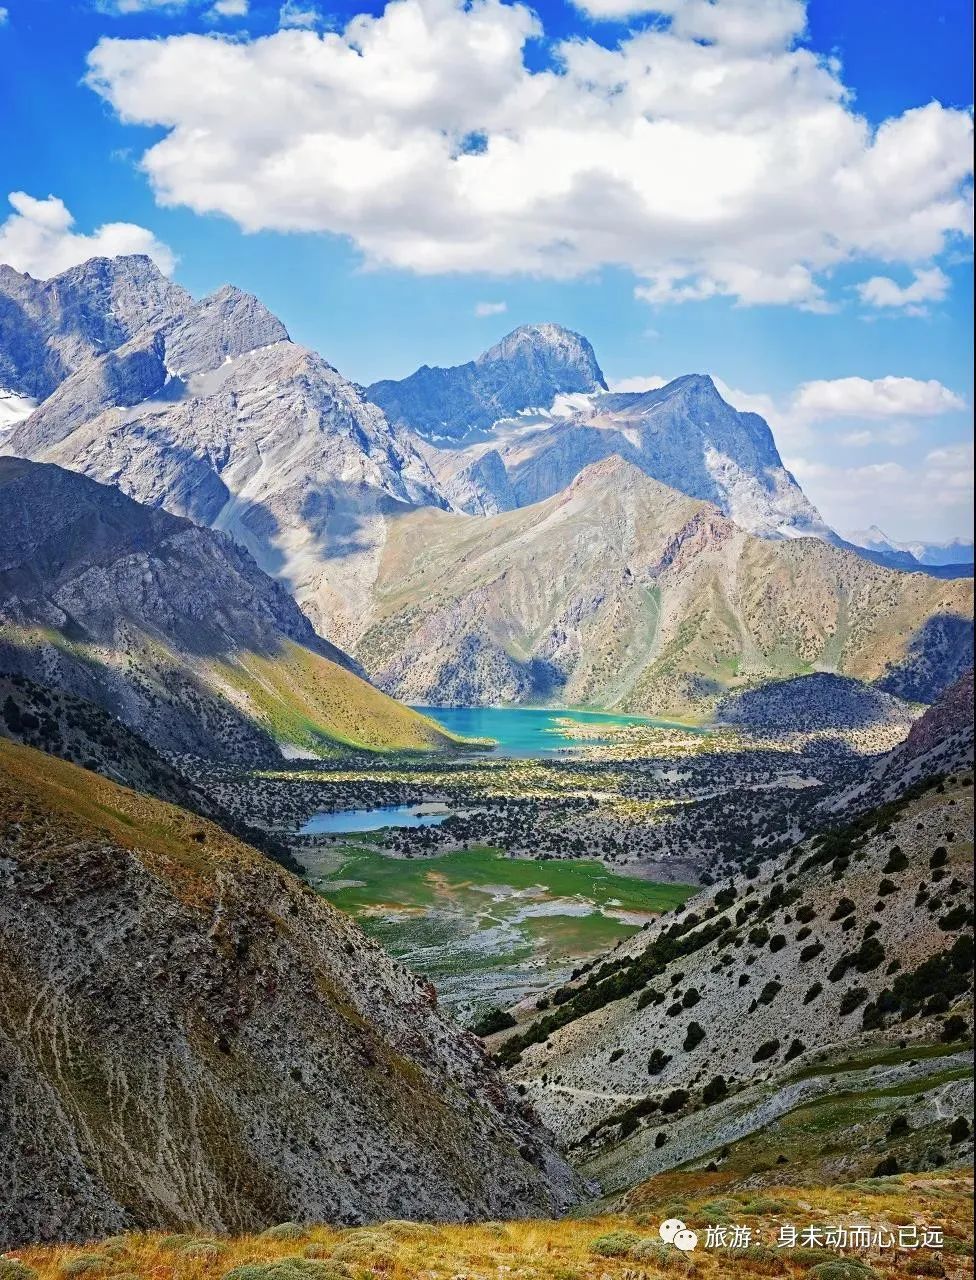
[413,705,700,756]
[301,803,452,835]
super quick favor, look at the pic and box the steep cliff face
[352,458,974,717]
[419,373,833,542]
[0,458,456,759]
[0,255,190,401]
[0,738,579,1246]
[2,265,446,649]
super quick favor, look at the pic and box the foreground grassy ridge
[0,736,253,893]
[9,1172,973,1279]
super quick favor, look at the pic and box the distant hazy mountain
[0,457,456,759]
[0,735,578,1244]
[846,525,975,570]
[2,256,445,648]
[352,456,973,717]
[367,322,608,441]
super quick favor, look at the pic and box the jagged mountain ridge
[419,373,833,544]
[352,456,973,716]
[0,457,456,759]
[0,736,579,1245]
[373,333,971,576]
[367,322,608,441]
[2,257,969,692]
[0,255,191,402]
[368,324,834,543]
[1,257,445,649]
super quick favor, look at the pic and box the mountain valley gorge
[0,253,972,1270]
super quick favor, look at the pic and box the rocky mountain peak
[163,284,290,378]
[477,322,607,389]
[366,321,607,440]
[0,252,191,400]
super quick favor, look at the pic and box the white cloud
[474,300,507,317]
[857,265,950,313]
[609,374,668,393]
[788,444,973,541]
[100,0,248,13]
[838,422,918,447]
[793,375,965,420]
[574,0,807,50]
[0,192,175,278]
[279,0,319,24]
[84,0,974,306]
[0,8,9,25]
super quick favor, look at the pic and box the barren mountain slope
[0,672,302,872]
[354,457,973,716]
[0,737,579,1247]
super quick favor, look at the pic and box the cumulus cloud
[84,0,973,306]
[856,265,950,313]
[574,0,807,49]
[0,8,9,25]
[211,0,248,14]
[793,375,965,420]
[0,192,175,278]
[838,423,918,447]
[474,300,507,317]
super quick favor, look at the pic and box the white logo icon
[659,1219,699,1251]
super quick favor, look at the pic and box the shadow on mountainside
[877,612,975,703]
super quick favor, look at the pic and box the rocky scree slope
[0,457,455,760]
[352,457,974,716]
[495,760,974,1194]
[824,668,975,819]
[367,322,608,441]
[0,737,579,1247]
[1,258,445,650]
[0,671,302,873]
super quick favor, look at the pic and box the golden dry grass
[0,737,263,900]
[7,1171,973,1280]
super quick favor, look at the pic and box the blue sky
[0,0,972,540]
